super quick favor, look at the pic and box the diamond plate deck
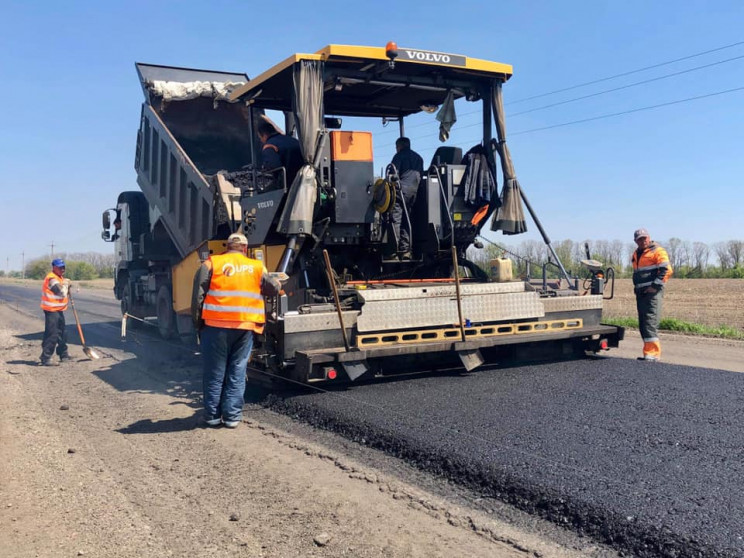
[356,281,526,302]
[542,295,604,312]
[283,310,359,333]
[356,290,544,332]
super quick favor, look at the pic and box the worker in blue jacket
[256,118,303,188]
[389,137,424,260]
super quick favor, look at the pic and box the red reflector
[327,368,338,380]
[600,339,609,350]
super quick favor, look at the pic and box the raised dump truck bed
[133,63,252,258]
[103,63,256,335]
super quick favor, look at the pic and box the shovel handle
[68,292,87,346]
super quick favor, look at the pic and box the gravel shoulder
[607,329,744,373]
[0,303,613,558]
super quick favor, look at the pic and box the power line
[510,85,744,136]
[509,53,744,117]
[506,39,744,105]
[382,85,744,153]
[378,40,744,139]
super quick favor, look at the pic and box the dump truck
[102,43,623,383]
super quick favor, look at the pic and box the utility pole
[49,241,55,258]
[21,251,25,280]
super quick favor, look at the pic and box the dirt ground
[0,303,616,558]
[602,278,744,332]
[1,279,741,557]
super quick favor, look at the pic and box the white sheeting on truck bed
[148,80,246,102]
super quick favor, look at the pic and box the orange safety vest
[201,252,266,333]
[631,242,673,293]
[40,271,68,312]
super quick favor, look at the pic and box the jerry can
[490,258,513,282]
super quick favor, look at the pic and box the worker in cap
[192,232,282,428]
[39,258,73,366]
[256,114,303,189]
[631,228,673,361]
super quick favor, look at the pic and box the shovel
[68,290,102,360]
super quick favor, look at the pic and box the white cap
[226,233,248,246]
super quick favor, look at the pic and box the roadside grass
[603,316,744,340]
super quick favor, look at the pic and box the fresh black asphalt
[266,357,744,557]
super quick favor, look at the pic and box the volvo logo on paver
[257,200,274,209]
[400,49,466,67]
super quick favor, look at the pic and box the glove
[63,278,72,287]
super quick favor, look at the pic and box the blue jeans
[200,326,254,423]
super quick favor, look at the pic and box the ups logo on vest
[222,263,254,277]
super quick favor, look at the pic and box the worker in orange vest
[40,258,73,366]
[631,228,673,361]
[192,233,281,428]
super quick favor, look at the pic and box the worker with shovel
[39,258,72,366]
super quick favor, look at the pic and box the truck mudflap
[291,324,624,383]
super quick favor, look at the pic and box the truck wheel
[156,285,177,339]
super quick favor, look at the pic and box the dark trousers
[41,310,69,362]
[636,289,664,357]
[636,290,663,342]
[390,182,419,253]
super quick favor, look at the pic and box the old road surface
[2,282,743,558]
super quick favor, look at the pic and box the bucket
[490,258,512,282]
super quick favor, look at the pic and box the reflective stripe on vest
[40,271,68,312]
[632,243,672,291]
[201,253,265,327]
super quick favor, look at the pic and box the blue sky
[1,0,743,270]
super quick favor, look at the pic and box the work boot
[400,251,412,261]
[382,253,399,262]
[39,360,59,367]
[59,354,73,362]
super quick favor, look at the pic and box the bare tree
[727,240,744,267]
[666,237,683,271]
[680,240,692,270]
[691,242,710,274]
[714,242,731,271]
[608,240,625,267]
[592,240,608,263]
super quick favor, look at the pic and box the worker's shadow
[6,359,43,366]
[117,412,202,434]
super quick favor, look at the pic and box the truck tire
[156,285,177,339]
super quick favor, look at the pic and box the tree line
[1,240,742,281]
[470,239,744,279]
[1,252,118,280]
